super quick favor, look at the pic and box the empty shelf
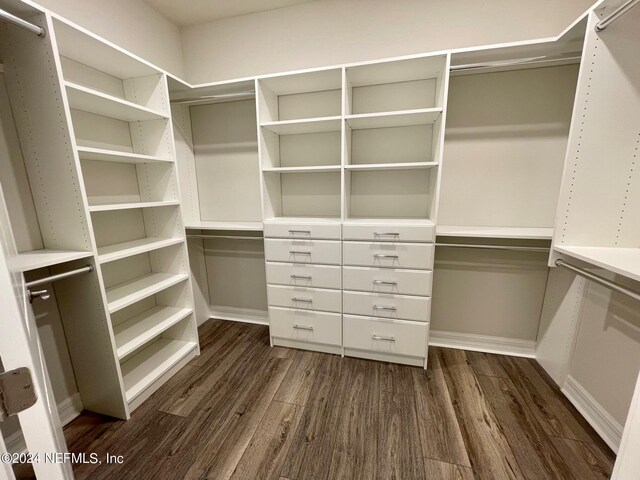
[264,216,342,224]
[437,226,554,240]
[262,165,341,173]
[76,146,172,164]
[344,217,436,226]
[554,246,640,283]
[114,306,193,359]
[106,272,189,313]
[65,81,168,122]
[346,108,442,130]
[346,162,438,171]
[185,221,263,231]
[97,237,183,264]
[261,116,341,135]
[121,338,197,403]
[9,249,93,272]
[88,200,180,212]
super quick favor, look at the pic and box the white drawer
[266,262,341,289]
[343,290,431,322]
[265,239,341,265]
[268,285,342,312]
[264,221,341,240]
[343,315,428,358]
[343,223,434,242]
[343,266,432,296]
[270,307,341,346]
[343,241,434,270]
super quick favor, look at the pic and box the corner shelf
[114,306,193,359]
[106,272,189,313]
[437,226,554,240]
[345,108,442,130]
[554,245,640,283]
[120,338,197,403]
[261,116,341,135]
[65,81,168,122]
[97,237,184,264]
[88,200,180,212]
[346,162,438,171]
[9,249,93,272]
[76,146,173,164]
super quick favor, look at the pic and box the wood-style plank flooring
[33,320,618,479]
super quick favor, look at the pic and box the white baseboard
[429,330,536,357]
[209,305,269,325]
[4,392,83,454]
[562,375,623,453]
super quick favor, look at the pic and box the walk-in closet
[0,0,638,479]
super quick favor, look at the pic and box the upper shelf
[76,146,172,165]
[185,221,263,232]
[263,165,341,174]
[65,82,168,122]
[437,226,554,240]
[261,116,341,135]
[346,162,438,172]
[9,249,93,273]
[88,200,180,212]
[554,245,640,283]
[346,108,442,130]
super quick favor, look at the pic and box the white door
[0,184,72,479]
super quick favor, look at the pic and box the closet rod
[555,259,640,302]
[0,9,46,37]
[186,234,264,241]
[25,265,93,288]
[595,0,639,31]
[435,243,550,253]
[450,53,581,73]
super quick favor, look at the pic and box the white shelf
[97,237,184,264]
[88,200,179,212]
[9,249,93,273]
[65,81,168,122]
[346,162,438,171]
[264,216,342,224]
[76,146,172,164]
[344,217,436,226]
[437,226,554,240]
[346,108,442,130]
[554,246,640,283]
[106,272,189,313]
[262,165,341,173]
[261,116,341,135]
[185,221,263,231]
[114,306,193,359]
[121,338,197,403]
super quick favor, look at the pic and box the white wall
[181,0,595,83]
[33,0,185,78]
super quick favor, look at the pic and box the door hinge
[0,368,37,422]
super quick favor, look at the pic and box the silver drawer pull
[374,232,400,237]
[289,229,311,235]
[373,305,397,311]
[292,297,313,303]
[373,280,398,286]
[291,274,312,280]
[374,254,399,259]
[290,250,312,255]
[372,334,396,342]
[293,324,314,331]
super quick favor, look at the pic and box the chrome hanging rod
[0,9,46,37]
[435,243,550,253]
[555,259,640,302]
[186,234,264,241]
[595,0,639,31]
[25,265,93,289]
[170,91,255,104]
[450,53,582,74]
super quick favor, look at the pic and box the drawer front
[266,262,341,289]
[268,285,342,313]
[264,222,341,240]
[270,307,342,346]
[343,241,434,270]
[343,224,435,243]
[343,315,428,358]
[265,239,341,265]
[343,266,432,296]
[343,290,431,322]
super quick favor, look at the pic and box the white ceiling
[145,0,315,27]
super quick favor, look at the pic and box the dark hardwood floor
[37,320,619,479]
